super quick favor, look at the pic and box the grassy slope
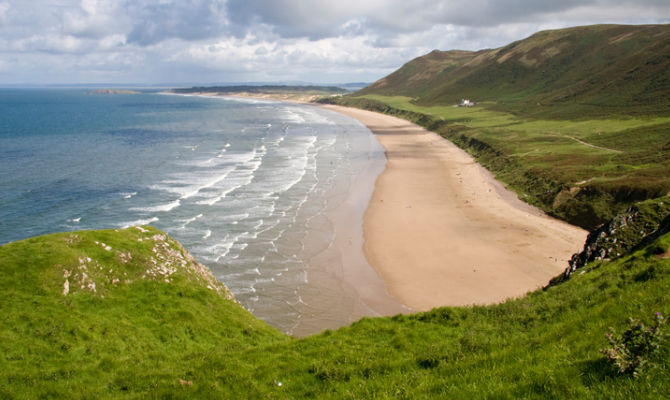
[0,227,287,398]
[360,24,670,118]
[1,227,669,398]
[343,24,670,229]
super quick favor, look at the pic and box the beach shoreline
[167,91,587,330]
[164,91,409,336]
[290,128,409,336]
[320,104,588,310]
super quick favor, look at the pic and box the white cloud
[0,0,669,84]
[62,1,127,39]
[170,33,423,82]
[125,0,228,45]
[0,2,10,23]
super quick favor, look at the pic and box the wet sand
[321,105,588,311]
[291,138,409,336]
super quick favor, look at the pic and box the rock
[555,198,670,284]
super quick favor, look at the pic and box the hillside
[322,24,670,229]
[360,24,670,118]
[1,227,669,398]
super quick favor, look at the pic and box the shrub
[600,313,665,377]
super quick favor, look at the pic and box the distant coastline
[168,85,347,104]
[89,89,140,95]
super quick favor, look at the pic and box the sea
[0,89,387,334]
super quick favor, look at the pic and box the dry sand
[321,104,588,311]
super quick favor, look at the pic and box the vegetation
[358,24,670,119]
[600,313,665,377]
[561,197,670,277]
[320,93,669,229]
[319,25,670,229]
[1,227,669,398]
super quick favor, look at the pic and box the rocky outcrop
[56,226,236,301]
[552,197,670,285]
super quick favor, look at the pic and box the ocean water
[0,89,386,334]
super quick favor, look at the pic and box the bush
[600,313,665,377]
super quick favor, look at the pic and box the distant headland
[89,88,140,95]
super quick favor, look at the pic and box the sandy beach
[321,104,588,311]
[170,91,588,330]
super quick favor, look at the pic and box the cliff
[554,197,670,283]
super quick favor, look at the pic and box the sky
[0,0,669,85]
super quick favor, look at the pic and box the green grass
[1,227,669,398]
[360,25,670,119]
[341,24,670,228]
[322,94,669,229]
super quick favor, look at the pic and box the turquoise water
[0,89,385,333]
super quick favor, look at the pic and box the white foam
[131,199,180,212]
[233,242,249,252]
[122,192,137,199]
[218,96,277,105]
[300,108,337,125]
[221,212,250,222]
[235,286,257,294]
[119,217,159,228]
[179,213,203,229]
[264,136,285,146]
[149,183,190,195]
[179,169,234,200]
[199,228,251,262]
[281,109,306,124]
[200,241,234,262]
[202,229,212,239]
[197,185,238,206]
[197,145,267,206]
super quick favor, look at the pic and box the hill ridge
[359,23,670,118]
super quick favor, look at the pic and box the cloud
[0,2,9,23]
[61,0,126,40]
[125,0,228,46]
[0,0,669,84]
[226,0,670,40]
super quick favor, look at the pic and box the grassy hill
[1,226,669,398]
[360,24,670,118]
[322,24,670,229]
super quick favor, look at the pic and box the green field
[333,24,670,229]
[1,226,669,398]
[356,95,670,183]
[323,94,670,229]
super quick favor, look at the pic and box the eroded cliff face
[552,197,670,285]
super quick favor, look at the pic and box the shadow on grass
[579,357,618,386]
